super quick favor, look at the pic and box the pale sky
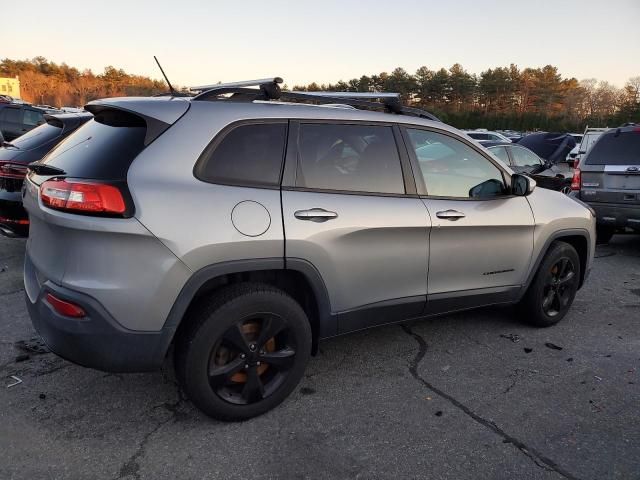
[2,0,639,88]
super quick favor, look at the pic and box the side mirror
[511,174,536,196]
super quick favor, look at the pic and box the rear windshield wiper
[27,162,66,176]
[2,141,19,149]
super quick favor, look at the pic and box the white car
[465,130,512,143]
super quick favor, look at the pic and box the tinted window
[3,107,22,123]
[511,146,542,167]
[467,132,489,140]
[489,146,510,164]
[42,114,146,180]
[197,123,286,186]
[585,132,640,165]
[10,123,62,151]
[297,123,404,194]
[407,129,505,198]
[24,110,44,126]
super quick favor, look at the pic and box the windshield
[8,123,62,150]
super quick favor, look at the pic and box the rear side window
[196,123,287,187]
[24,110,44,126]
[585,132,640,165]
[11,123,62,150]
[297,123,404,194]
[41,110,146,180]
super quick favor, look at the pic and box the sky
[1,0,639,88]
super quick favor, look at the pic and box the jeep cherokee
[23,78,595,421]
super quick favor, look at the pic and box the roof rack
[190,77,440,122]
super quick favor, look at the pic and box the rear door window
[195,123,287,187]
[511,146,543,167]
[3,107,22,123]
[585,132,640,165]
[297,123,405,194]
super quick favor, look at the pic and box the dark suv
[0,112,92,236]
[572,124,640,243]
[0,103,61,141]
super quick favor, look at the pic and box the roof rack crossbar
[190,83,440,122]
[190,77,282,92]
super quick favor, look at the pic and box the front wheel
[518,241,581,327]
[175,283,312,421]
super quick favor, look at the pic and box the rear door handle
[294,208,338,222]
[435,209,465,221]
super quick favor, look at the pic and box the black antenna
[154,56,176,95]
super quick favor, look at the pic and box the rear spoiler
[44,112,92,133]
[85,97,190,145]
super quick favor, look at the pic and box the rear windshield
[10,123,62,151]
[41,111,146,180]
[584,131,640,165]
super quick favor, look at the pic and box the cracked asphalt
[1,234,639,480]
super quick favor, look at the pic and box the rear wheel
[175,283,312,421]
[596,225,615,244]
[519,241,580,327]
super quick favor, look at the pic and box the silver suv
[23,78,595,421]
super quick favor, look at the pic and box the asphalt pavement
[0,234,638,480]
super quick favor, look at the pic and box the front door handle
[294,208,338,222]
[436,209,465,221]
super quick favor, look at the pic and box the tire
[518,241,581,327]
[175,283,312,421]
[596,225,615,244]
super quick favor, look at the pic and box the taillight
[571,168,581,191]
[40,179,126,216]
[0,161,28,179]
[45,293,86,318]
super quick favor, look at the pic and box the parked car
[574,127,608,167]
[571,123,640,243]
[0,102,61,141]
[0,112,92,237]
[465,129,512,142]
[23,80,595,421]
[482,141,574,194]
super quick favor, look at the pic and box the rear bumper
[24,254,174,372]
[0,191,29,237]
[586,202,640,229]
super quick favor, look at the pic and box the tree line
[2,57,638,131]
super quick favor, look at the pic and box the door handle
[294,208,338,222]
[435,209,465,221]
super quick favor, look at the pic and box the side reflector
[40,179,126,215]
[45,293,86,318]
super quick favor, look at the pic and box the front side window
[297,123,404,194]
[406,128,506,198]
[511,146,542,167]
[196,123,287,186]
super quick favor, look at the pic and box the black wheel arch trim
[158,257,335,362]
[519,228,591,300]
